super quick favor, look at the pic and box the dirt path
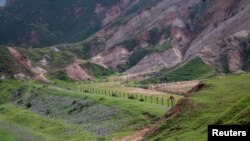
[114,125,154,141]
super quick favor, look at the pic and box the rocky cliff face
[87,0,250,75]
[199,30,250,73]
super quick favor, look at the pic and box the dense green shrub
[139,99,144,102]
[128,95,136,100]
[50,70,72,82]
[112,93,118,97]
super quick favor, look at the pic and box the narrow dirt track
[114,125,154,141]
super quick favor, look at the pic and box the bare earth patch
[65,59,91,81]
[148,80,204,95]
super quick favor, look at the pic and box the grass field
[145,73,250,141]
[0,104,94,141]
[0,79,171,140]
[0,79,21,105]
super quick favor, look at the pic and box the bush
[83,96,88,100]
[99,97,105,101]
[112,93,118,97]
[139,98,144,102]
[46,109,51,115]
[128,95,136,100]
[25,102,32,108]
[51,70,71,81]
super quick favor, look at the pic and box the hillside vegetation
[141,57,215,84]
[0,79,169,141]
[0,47,19,75]
[17,47,75,69]
[80,61,115,79]
[145,73,250,141]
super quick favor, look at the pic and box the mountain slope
[0,0,134,47]
[0,46,114,82]
[1,0,250,77]
[0,0,249,84]
[84,0,250,75]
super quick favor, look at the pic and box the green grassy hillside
[18,48,75,69]
[1,46,115,81]
[81,61,115,79]
[0,104,94,141]
[142,57,215,84]
[145,73,250,141]
[0,79,168,140]
[0,80,20,105]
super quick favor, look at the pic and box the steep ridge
[199,30,250,73]
[90,0,195,71]
[7,47,49,82]
[0,45,115,82]
[86,0,250,75]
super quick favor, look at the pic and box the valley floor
[0,73,250,141]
